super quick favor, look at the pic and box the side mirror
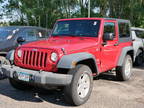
[17,37,26,43]
[103,33,114,41]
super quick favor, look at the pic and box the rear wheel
[9,78,33,90]
[64,64,93,106]
[116,55,132,81]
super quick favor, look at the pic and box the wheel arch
[57,52,99,75]
[127,50,134,62]
[76,58,98,75]
[117,46,134,66]
[138,47,144,52]
[0,52,7,57]
[135,47,144,56]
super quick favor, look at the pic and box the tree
[1,0,144,28]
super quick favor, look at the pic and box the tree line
[0,0,144,28]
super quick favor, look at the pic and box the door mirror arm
[17,37,26,45]
[102,42,107,46]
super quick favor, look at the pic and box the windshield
[0,28,17,41]
[52,20,100,37]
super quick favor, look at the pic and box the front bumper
[1,65,72,86]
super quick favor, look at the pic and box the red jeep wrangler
[2,18,133,106]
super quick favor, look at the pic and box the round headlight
[51,52,58,62]
[17,50,22,58]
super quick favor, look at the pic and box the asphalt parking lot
[0,65,144,108]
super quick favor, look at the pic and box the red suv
[2,18,134,106]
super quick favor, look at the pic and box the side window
[119,22,130,38]
[104,22,115,37]
[135,30,144,38]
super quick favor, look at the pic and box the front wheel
[116,55,133,81]
[64,64,93,106]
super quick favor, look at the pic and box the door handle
[114,43,119,46]
[102,42,107,46]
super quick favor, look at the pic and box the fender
[57,52,98,72]
[117,46,133,66]
[6,50,15,62]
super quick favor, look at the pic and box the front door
[100,20,120,72]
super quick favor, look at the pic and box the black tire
[116,55,133,81]
[9,78,32,90]
[134,50,144,66]
[64,64,93,106]
[0,57,10,79]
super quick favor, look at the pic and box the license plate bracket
[17,72,30,82]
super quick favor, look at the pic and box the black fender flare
[117,46,133,66]
[57,52,99,73]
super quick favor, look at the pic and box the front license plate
[17,72,30,82]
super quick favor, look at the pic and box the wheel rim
[77,72,90,98]
[125,58,131,77]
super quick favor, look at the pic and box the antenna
[88,0,91,18]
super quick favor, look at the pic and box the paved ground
[0,66,144,108]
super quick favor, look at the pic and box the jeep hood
[20,36,98,53]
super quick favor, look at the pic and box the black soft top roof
[104,18,130,23]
